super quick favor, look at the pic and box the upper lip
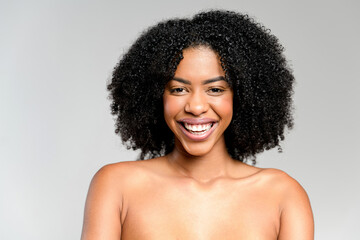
[177,118,217,124]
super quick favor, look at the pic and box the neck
[166,138,238,183]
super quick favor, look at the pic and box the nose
[184,91,209,116]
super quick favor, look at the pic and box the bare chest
[121,178,280,240]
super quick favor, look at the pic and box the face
[163,46,233,157]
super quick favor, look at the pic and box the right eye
[170,87,186,94]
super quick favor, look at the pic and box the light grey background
[1,0,359,239]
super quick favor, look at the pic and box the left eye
[209,88,224,93]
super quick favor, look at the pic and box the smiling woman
[163,47,233,156]
[81,10,314,240]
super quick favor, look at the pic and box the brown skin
[81,47,314,240]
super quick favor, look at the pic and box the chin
[179,140,216,157]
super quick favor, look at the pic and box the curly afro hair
[108,10,294,163]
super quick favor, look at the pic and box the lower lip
[177,122,218,141]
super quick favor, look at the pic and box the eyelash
[170,87,186,93]
[169,87,225,94]
[209,88,224,93]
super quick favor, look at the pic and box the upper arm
[278,173,314,240]
[81,165,124,240]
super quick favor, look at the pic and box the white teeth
[184,123,212,134]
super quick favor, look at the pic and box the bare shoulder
[94,160,142,178]
[85,161,143,207]
[81,160,157,239]
[91,162,129,189]
[92,160,153,188]
[230,163,306,194]
[234,164,296,184]
[84,160,151,213]
[242,167,311,208]
[262,168,311,204]
[255,168,307,192]
[92,157,167,191]
[255,168,314,239]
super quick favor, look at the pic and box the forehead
[174,47,225,81]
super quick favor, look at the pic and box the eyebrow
[172,76,226,85]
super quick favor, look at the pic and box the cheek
[212,95,233,120]
[163,95,184,124]
[225,97,233,115]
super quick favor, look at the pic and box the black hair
[108,10,294,164]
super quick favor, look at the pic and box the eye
[170,87,187,94]
[210,88,223,93]
[208,87,225,95]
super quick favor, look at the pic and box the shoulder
[93,160,142,178]
[261,168,310,202]
[257,169,314,239]
[262,168,312,209]
[254,168,314,238]
[91,158,164,191]
[248,168,311,209]
[256,168,306,192]
[86,162,133,206]
[82,159,166,239]
[83,161,151,222]
[91,160,149,188]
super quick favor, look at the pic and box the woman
[81,10,314,239]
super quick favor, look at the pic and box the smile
[183,123,213,135]
[177,118,218,141]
